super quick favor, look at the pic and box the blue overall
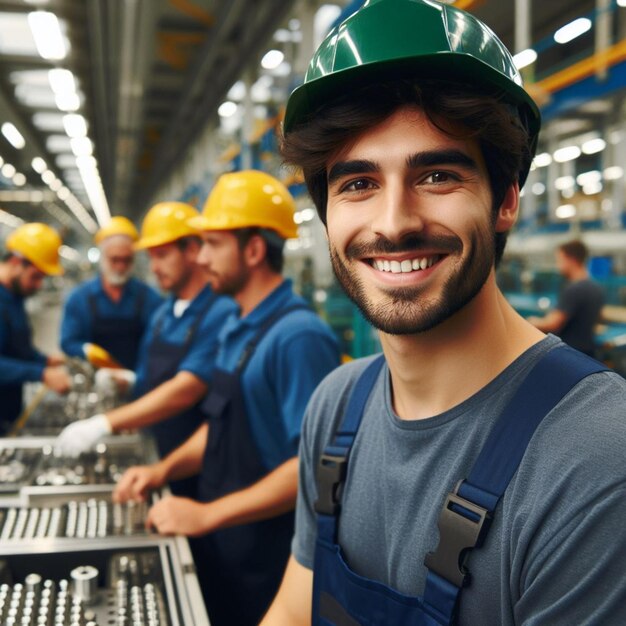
[0,307,40,432]
[196,304,309,626]
[88,290,145,369]
[313,346,607,625]
[145,294,216,498]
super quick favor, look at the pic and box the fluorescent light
[1,122,25,149]
[604,166,624,181]
[32,112,65,132]
[49,178,62,191]
[2,163,16,178]
[218,101,238,117]
[261,49,284,70]
[70,136,93,157]
[62,113,87,137]
[581,138,606,155]
[55,91,80,112]
[533,152,552,167]
[513,48,537,70]
[12,172,26,186]
[31,157,47,173]
[532,182,546,195]
[553,146,581,163]
[556,204,577,219]
[618,0,626,6]
[57,186,70,200]
[27,11,67,59]
[227,81,246,101]
[583,181,603,195]
[48,68,75,93]
[576,170,602,186]
[0,13,39,57]
[555,175,575,190]
[59,245,80,261]
[41,169,56,184]
[554,18,592,44]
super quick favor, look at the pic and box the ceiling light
[555,204,577,219]
[261,49,284,70]
[12,172,26,186]
[532,182,546,195]
[0,13,39,57]
[603,166,624,181]
[32,112,65,132]
[618,0,626,6]
[218,101,238,118]
[48,68,75,93]
[554,18,592,44]
[1,122,25,149]
[581,138,606,155]
[576,170,602,186]
[2,163,16,178]
[49,178,62,191]
[0,156,4,167]
[513,48,537,70]
[553,146,581,163]
[14,84,57,108]
[55,91,80,112]
[227,81,246,101]
[31,157,47,173]
[63,114,87,137]
[41,169,56,184]
[70,136,93,157]
[533,152,552,167]
[28,11,67,59]
[57,186,70,200]
[583,181,603,195]
[555,175,575,190]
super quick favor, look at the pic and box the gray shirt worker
[293,335,626,625]
[556,279,605,356]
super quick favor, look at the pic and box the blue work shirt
[215,279,340,471]
[60,276,162,366]
[134,284,238,396]
[0,284,47,384]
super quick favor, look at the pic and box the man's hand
[146,496,215,537]
[42,366,72,394]
[54,414,112,457]
[113,465,166,503]
[95,368,136,395]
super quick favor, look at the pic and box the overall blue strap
[315,355,386,543]
[422,345,609,623]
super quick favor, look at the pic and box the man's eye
[343,179,372,192]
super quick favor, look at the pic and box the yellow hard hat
[6,222,64,276]
[94,216,139,244]
[190,170,298,239]
[135,202,201,250]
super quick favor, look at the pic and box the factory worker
[0,223,72,433]
[60,215,162,371]
[55,203,236,498]
[114,171,341,626]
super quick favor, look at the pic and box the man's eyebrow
[328,159,379,185]
[406,149,479,171]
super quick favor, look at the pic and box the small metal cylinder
[70,566,98,605]
[24,574,42,595]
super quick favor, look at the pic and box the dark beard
[329,230,494,335]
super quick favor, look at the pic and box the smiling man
[262,1,626,625]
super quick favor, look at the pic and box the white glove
[54,414,112,457]
[95,368,136,393]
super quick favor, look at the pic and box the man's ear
[495,183,520,232]
[244,234,267,268]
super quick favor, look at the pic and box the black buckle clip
[314,453,347,516]
[424,482,492,588]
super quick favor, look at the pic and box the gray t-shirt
[293,336,626,625]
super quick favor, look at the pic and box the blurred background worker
[55,202,237,497]
[113,171,341,626]
[529,240,605,357]
[60,216,162,371]
[0,223,72,434]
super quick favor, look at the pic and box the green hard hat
[284,0,540,175]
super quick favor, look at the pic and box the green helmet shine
[284,0,540,179]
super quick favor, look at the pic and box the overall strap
[234,304,312,374]
[153,292,216,344]
[315,355,386,543]
[422,345,609,624]
[133,285,146,317]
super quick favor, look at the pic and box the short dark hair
[281,79,531,266]
[232,228,284,273]
[559,240,588,264]
[176,235,202,251]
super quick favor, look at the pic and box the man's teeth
[373,257,436,273]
